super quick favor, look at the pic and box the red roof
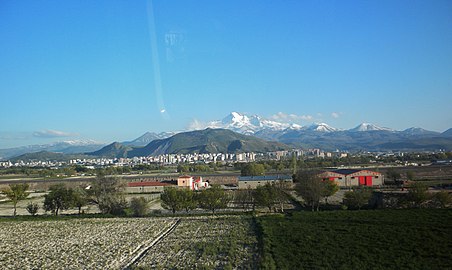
[127,182,173,187]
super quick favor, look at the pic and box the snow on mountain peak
[209,112,300,134]
[61,139,103,145]
[304,123,338,132]
[350,123,393,132]
[288,123,303,130]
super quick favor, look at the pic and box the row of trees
[160,185,230,214]
[234,182,291,212]
[0,174,152,217]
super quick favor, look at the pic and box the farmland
[0,217,178,269]
[0,215,258,270]
[0,210,451,269]
[133,215,258,269]
[257,209,452,269]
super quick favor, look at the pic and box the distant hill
[87,129,288,158]
[87,142,133,158]
[271,129,452,151]
[0,140,105,160]
[442,128,452,137]
[125,128,289,157]
[122,132,175,147]
[10,151,88,162]
[401,127,440,137]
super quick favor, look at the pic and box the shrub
[26,202,39,216]
[343,188,372,210]
[130,197,149,217]
[434,191,451,208]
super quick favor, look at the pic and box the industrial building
[238,175,293,189]
[318,169,384,187]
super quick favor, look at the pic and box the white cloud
[331,112,340,119]
[33,129,77,138]
[270,112,313,123]
[187,119,208,130]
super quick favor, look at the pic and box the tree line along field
[257,209,452,270]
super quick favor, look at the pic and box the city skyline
[1,0,451,148]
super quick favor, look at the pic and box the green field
[257,209,452,270]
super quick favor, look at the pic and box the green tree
[434,190,451,208]
[276,163,285,172]
[407,182,430,208]
[43,184,74,216]
[294,171,323,211]
[290,154,297,175]
[130,197,149,217]
[198,185,230,214]
[406,171,416,181]
[241,163,265,176]
[1,183,29,216]
[179,188,197,213]
[387,168,402,185]
[234,188,255,211]
[274,180,291,212]
[321,180,339,204]
[72,187,88,214]
[160,187,183,214]
[177,164,189,173]
[254,183,278,212]
[89,174,127,215]
[343,188,372,210]
[26,202,39,216]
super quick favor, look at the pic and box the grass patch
[257,209,452,269]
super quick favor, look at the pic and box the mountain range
[1,112,452,160]
[88,128,288,158]
[184,112,452,151]
[0,140,106,160]
[198,112,443,135]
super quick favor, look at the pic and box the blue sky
[1,0,451,148]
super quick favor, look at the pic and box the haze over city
[1,0,451,148]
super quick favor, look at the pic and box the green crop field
[257,209,452,270]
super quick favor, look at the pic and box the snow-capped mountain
[59,139,103,146]
[349,123,394,132]
[200,112,293,134]
[401,127,440,136]
[303,123,339,133]
[0,140,106,160]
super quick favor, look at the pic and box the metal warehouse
[318,169,384,187]
[238,175,293,189]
